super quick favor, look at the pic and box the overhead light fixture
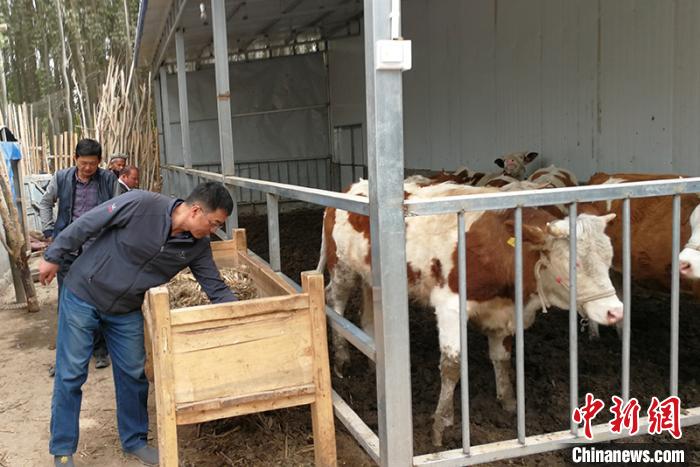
[200,3,209,26]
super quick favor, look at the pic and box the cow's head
[680,205,700,279]
[522,213,623,326]
[494,152,539,180]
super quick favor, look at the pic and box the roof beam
[151,0,190,75]
[227,0,246,21]
[281,0,306,15]
[237,18,282,51]
[321,11,363,38]
[196,0,247,61]
[283,11,332,45]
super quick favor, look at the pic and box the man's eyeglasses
[195,205,225,230]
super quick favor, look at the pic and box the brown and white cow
[581,173,700,337]
[528,164,578,189]
[680,205,700,279]
[493,151,539,181]
[320,180,622,445]
[406,151,539,188]
[525,164,580,216]
[463,151,539,187]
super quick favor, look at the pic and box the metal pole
[175,29,192,169]
[457,212,471,454]
[158,67,172,168]
[621,198,632,402]
[211,0,238,231]
[364,0,413,464]
[266,193,281,272]
[514,206,526,443]
[153,75,166,167]
[670,194,681,396]
[568,203,578,435]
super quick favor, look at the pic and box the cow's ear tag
[507,237,516,248]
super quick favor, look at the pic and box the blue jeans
[50,287,149,455]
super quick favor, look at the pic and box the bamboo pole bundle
[0,104,55,175]
[95,58,160,192]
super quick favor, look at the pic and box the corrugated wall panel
[458,0,497,170]
[598,0,675,174]
[672,0,700,176]
[540,0,597,176]
[494,0,543,161]
[328,0,700,180]
[402,0,432,169]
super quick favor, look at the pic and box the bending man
[39,182,238,467]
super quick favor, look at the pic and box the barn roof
[133,0,363,72]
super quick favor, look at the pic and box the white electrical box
[376,40,412,71]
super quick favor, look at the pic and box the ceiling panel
[137,0,363,68]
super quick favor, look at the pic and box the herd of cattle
[315,151,700,445]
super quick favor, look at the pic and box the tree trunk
[54,0,73,134]
[122,0,132,51]
[0,51,8,124]
[41,37,58,140]
[66,0,93,130]
[0,158,39,313]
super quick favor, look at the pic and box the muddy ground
[0,207,698,466]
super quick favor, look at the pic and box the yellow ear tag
[507,237,516,248]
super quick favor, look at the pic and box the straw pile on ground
[166,267,257,307]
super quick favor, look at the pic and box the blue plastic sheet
[1,142,22,201]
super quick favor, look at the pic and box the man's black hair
[185,182,234,216]
[75,139,102,159]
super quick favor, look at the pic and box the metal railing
[185,156,333,205]
[161,163,700,465]
[404,177,700,466]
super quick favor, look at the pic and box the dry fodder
[179,409,317,467]
[166,267,257,308]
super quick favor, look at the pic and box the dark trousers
[57,253,108,360]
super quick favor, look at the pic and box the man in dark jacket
[116,165,139,195]
[39,182,237,467]
[39,138,117,373]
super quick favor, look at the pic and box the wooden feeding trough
[142,229,337,467]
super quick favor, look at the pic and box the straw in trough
[166,267,258,308]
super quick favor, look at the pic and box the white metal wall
[328,0,700,180]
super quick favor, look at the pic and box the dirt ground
[240,208,700,465]
[1,207,698,466]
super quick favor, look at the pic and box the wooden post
[42,131,49,173]
[232,228,247,256]
[147,287,179,467]
[64,132,69,168]
[301,271,337,467]
[14,158,30,257]
[52,134,57,171]
[59,133,64,170]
